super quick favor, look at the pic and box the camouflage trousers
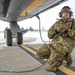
[35,37,74,72]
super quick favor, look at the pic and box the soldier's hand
[48,29,59,39]
[49,32,55,39]
[59,28,68,33]
[54,29,59,34]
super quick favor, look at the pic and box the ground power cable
[0,64,43,73]
[0,46,43,73]
[36,15,51,44]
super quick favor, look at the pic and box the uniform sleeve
[48,25,54,39]
[48,21,58,39]
[68,21,75,39]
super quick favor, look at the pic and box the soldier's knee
[35,52,43,59]
[35,52,40,58]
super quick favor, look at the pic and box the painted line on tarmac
[19,44,66,75]
[20,44,75,75]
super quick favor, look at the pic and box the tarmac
[0,37,75,75]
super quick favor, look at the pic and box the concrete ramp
[0,44,75,75]
[0,45,54,75]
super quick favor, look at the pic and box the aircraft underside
[0,0,68,46]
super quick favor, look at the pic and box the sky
[0,0,75,31]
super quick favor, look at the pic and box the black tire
[17,33,23,45]
[6,29,12,46]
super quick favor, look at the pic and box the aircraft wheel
[6,29,12,46]
[17,33,23,45]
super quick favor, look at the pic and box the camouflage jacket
[48,18,75,53]
[48,18,75,39]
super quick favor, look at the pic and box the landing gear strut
[5,21,23,46]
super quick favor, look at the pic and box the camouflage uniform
[35,18,75,72]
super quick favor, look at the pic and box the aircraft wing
[0,0,68,22]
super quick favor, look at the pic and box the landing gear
[5,21,23,46]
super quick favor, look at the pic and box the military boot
[65,54,72,67]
